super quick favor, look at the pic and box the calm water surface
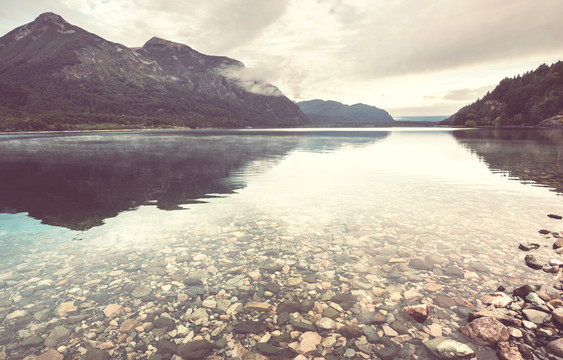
[1,128,563,358]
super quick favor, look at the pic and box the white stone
[480,292,513,308]
[177,325,189,335]
[316,317,336,330]
[202,299,217,309]
[382,325,398,337]
[6,310,26,321]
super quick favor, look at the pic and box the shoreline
[0,127,191,136]
[0,125,553,136]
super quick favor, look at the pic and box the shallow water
[1,128,563,359]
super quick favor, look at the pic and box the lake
[1,128,562,359]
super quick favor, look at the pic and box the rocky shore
[0,213,562,360]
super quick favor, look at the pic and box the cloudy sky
[1,0,562,118]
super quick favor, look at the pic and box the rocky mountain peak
[0,12,74,47]
[143,36,189,51]
[35,12,68,26]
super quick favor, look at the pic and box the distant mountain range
[396,116,446,122]
[0,13,309,131]
[441,61,563,127]
[297,99,394,124]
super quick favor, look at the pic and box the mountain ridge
[297,99,394,124]
[0,12,309,131]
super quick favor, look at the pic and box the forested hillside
[442,61,563,127]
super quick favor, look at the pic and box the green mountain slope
[441,61,563,127]
[0,13,309,131]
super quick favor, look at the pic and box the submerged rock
[403,304,430,323]
[524,255,543,270]
[480,292,512,308]
[467,309,521,327]
[84,349,110,360]
[316,317,336,330]
[546,338,563,357]
[340,324,363,338]
[459,317,509,346]
[255,342,282,356]
[518,242,540,251]
[177,340,214,359]
[297,331,321,356]
[496,341,524,360]
[329,293,357,310]
[423,337,475,359]
[522,309,550,324]
[38,349,64,360]
[44,326,70,348]
[512,285,535,298]
[233,321,267,334]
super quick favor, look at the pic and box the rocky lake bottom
[1,207,563,360]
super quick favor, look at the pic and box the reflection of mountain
[0,130,389,230]
[453,129,563,194]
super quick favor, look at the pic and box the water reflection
[0,130,389,231]
[453,128,563,195]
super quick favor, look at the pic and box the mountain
[0,13,309,131]
[440,61,563,127]
[297,99,394,124]
[396,116,446,122]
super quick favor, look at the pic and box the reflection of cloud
[217,64,284,97]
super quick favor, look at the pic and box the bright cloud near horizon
[1,0,562,118]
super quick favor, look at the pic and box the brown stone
[373,311,387,324]
[553,307,563,326]
[497,342,524,360]
[340,324,364,338]
[99,341,114,350]
[459,317,509,346]
[512,285,535,298]
[403,304,430,323]
[297,331,321,355]
[445,265,464,278]
[455,294,474,307]
[103,304,124,318]
[435,296,456,308]
[38,349,64,360]
[231,343,249,358]
[423,323,443,337]
[177,340,214,360]
[423,282,443,292]
[424,254,443,266]
[120,318,141,332]
[547,338,563,357]
[244,302,274,312]
[56,301,77,317]
[535,290,551,302]
[548,299,563,307]
[82,279,101,289]
[467,309,521,327]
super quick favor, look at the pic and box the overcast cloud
[1,0,562,116]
